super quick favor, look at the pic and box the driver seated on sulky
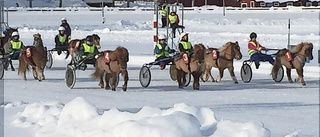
[154,34,175,70]
[78,35,99,70]
[7,31,25,60]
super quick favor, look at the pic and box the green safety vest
[10,40,22,50]
[161,5,168,17]
[248,41,260,56]
[58,34,67,43]
[168,14,177,24]
[82,43,95,57]
[155,43,169,58]
[179,41,192,51]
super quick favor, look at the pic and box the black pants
[161,17,167,28]
[170,23,184,38]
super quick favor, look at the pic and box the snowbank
[12,97,271,137]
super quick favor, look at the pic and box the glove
[170,49,176,53]
[257,47,262,51]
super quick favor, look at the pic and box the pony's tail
[18,54,29,76]
[271,49,286,79]
[91,58,103,80]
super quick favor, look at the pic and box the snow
[1,5,319,137]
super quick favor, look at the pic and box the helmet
[58,26,65,31]
[250,32,257,39]
[158,34,166,40]
[61,18,67,21]
[86,35,93,42]
[11,31,19,37]
[180,32,188,39]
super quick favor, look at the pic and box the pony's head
[291,42,314,60]
[193,43,206,63]
[33,33,43,46]
[220,41,242,60]
[231,41,242,60]
[115,46,129,69]
[92,34,101,49]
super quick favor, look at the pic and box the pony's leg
[192,72,200,90]
[121,70,129,91]
[208,67,215,82]
[105,73,111,90]
[216,68,224,82]
[228,66,238,84]
[176,69,183,88]
[296,69,306,86]
[9,59,15,71]
[36,67,45,81]
[111,72,117,91]
[98,72,104,88]
[286,68,293,83]
[32,67,38,80]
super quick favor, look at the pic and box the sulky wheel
[46,51,53,69]
[273,66,284,82]
[169,65,177,81]
[184,73,191,87]
[139,65,151,88]
[241,63,252,83]
[0,59,4,80]
[65,65,76,89]
[109,74,120,88]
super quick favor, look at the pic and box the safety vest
[248,41,262,56]
[168,14,177,24]
[58,34,67,43]
[155,43,169,58]
[10,40,22,50]
[161,5,168,17]
[179,41,192,51]
[82,43,95,57]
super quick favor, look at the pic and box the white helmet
[11,31,19,36]
[180,32,188,39]
[158,34,166,40]
[61,18,67,21]
[58,26,65,31]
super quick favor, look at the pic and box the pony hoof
[112,88,116,91]
[11,68,15,71]
[234,81,238,84]
[105,87,110,90]
[122,87,127,91]
[179,86,183,89]
[193,87,199,90]
[302,83,306,86]
[99,84,104,88]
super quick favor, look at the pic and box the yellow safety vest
[248,41,261,56]
[10,40,22,50]
[155,43,169,58]
[168,14,177,24]
[82,43,95,57]
[179,41,192,51]
[58,34,67,43]
[161,5,168,17]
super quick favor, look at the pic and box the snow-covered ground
[1,7,319,137]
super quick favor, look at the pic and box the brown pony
[18,33,47,81]
[202,41,242,83]
[91,46,129,91]
[272,42,313,86]
[68,34,100,64]
[174,43,206,90]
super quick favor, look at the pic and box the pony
[0,27,18,56]
[202,41,242,83]
[68,34,100,64]
[174,43,206,90]
[91,46,129,91]
[272,42,313,86]
[18,33,47,81]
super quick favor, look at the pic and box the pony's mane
[218,42,232,52]
[290,42,307,54]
